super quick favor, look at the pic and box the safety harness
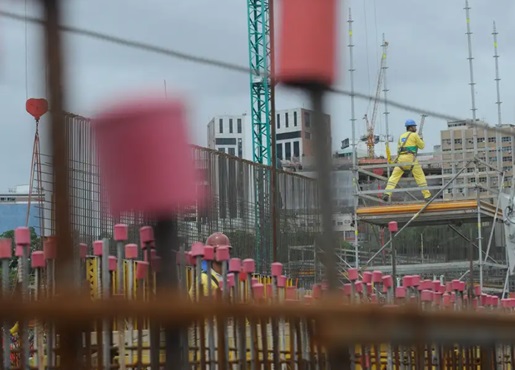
[394,132,418,177]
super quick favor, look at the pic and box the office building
[207,114,246,158]
[440,120,514,199]
[275,108,331,165]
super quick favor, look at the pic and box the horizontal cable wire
[1,9,514,137]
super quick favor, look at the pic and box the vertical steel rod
[41,0,80,368]
[347,8,359,269]
[381,34,391,179]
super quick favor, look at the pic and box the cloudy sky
[0,0,514,191]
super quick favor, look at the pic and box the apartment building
[440,120,514,199]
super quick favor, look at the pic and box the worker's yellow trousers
[384,154,431,199]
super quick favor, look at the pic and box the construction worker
[382,119,431,202]
[188,232,231,301]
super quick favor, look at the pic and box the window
[479,177,487,182]
[467,168,474,173]
[304,112,311,127]
[488,137,496,143]
[285,142,292,160]
[219,147,225,153]
[228,147,235,156]
[229,119,233,133]
[238,139,243,157]
[502,146,511,152]
[277,114,281,129]
[285,113,289,128]
[294,111,298,126]
[293,141,300,158]
[490,157,497,162]
[219,119,223,133]
[477,137,485,143]
[454,139,462,144]
[502,136,512,142]
[503,156,512,162]
[237,119,242,134]
[276,143,283,159]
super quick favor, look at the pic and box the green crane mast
[246,0,272,271]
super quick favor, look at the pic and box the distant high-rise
[207,114,246,158]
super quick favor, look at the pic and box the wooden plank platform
[357,199,503,227]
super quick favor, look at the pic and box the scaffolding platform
[356,199,503,227]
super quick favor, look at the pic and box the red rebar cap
[286,286,297,300]
[203,246,215,261]
[228,258,241,273]
[125,244,138,259]
[419,280,432,291]
[252,283,264,300]
[277,275,287,288]
[113,224,128,242]
[15,245,28,257]
[433,292,442,304]
[215,246,230,262]
[266,284,273,298]
[312,284,322,299]
[402,275,413,288]
[362,271,372,283]
[343,283,352,296]
[139,226,154,245]
[31,251,45,268]
[354,281,363,293]
[135,261,149,279]
[109,256,117,271]
[243,258,256,273]
[432,280,441,292]
[347,268,359,281]
[442,293,451,307]
[451,279,461,291]
[372,270,383,283]
[271,262,283,277]
[92,95,202,216]
[277,0,337,87]
[388,221,398,233]
[227,273,235,288]
[0,239,12,259]
[421,290,433,302]
[93,240,103,256]
[190,242,204,258]
[382,275,393,290]
[79,243,88,259]
[43,237,57,260]
[251,277,259,286]
[395,286,406,298]
[15,227,30,246]
[411,275,421,286]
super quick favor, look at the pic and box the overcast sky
[0,0,514,191]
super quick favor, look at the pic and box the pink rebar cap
[135,261,149,279]
[93,240,103,256]
[79,243,88,259]
[277,275,287,288]
[252,283,264,300]
[0,239,11,259]
[43,237,57,260]
[14,227,30,246]
[203,246,214,261]
[31,251,45,268]
[190,242,204,258]
[125,244,138,259]
[347,268,359,281]
[362,271,372,283]
[271,262,283,277]
[229,258,242,273]
[113,224,128,242]
[277,0,337,87]
[243,259,256,273]
[382,275,393,290]
[215,246,230,261]
[139,226,154,245]
[109,256,117,271]
[92,95,202,216]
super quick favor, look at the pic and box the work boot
[382,194,390,203]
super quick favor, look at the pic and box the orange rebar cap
[277,0,338,87]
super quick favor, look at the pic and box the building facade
[275,108,331,166]
[440,120,514,199]
[207,114,246,158]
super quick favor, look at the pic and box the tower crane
[361,41,389,159]
[246,0,272,270]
